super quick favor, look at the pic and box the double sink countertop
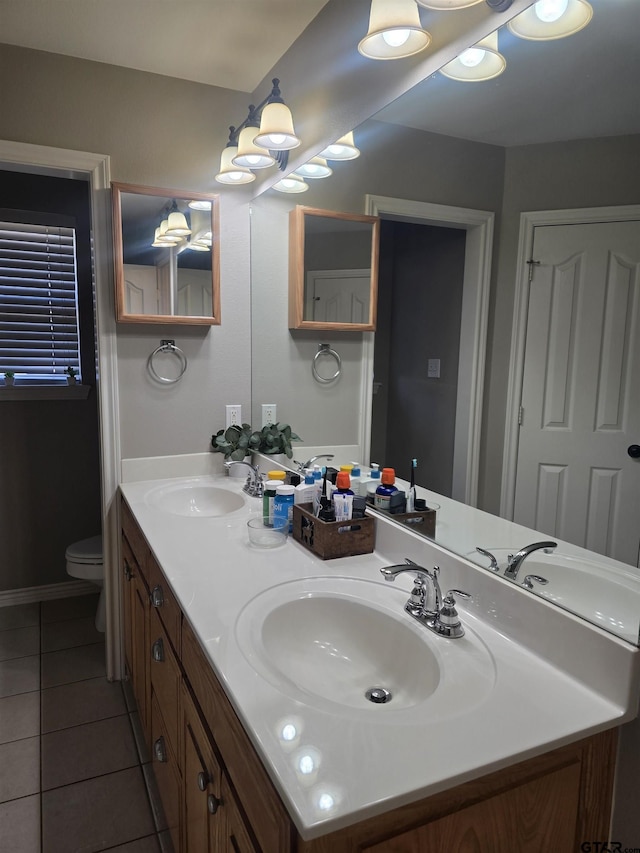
[120,466,640,840]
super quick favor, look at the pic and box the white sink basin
[235,576,496,718]
[146,479,246,517]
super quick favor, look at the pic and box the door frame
[500,204,640,520]
[363,195,494,506]
[0,139,122,679]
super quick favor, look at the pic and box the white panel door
[514,220,640,566]
[305,269,371,323]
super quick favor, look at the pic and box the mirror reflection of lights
[294,746,321,784]
[299,754,315,774]
[318,793,334,811]
[282,724,297,742]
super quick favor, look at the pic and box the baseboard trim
[0,580,96,608]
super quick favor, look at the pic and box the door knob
[628,445,640,459]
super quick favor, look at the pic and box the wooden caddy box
[292,503,375,559]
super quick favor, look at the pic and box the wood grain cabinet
[120,495,618,853]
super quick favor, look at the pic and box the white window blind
[0,220,81,381]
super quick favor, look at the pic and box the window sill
[0,384,91,401]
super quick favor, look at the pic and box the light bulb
[381,28,411,48]
[266,133,287,146]
[245,155,264,166]
[459,48,485,67]
[535,0,569,23]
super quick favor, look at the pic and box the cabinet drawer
[151,693,181,853]
[149,607,181,760]
[148,555,181,655]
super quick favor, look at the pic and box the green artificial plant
[211,423,253,461]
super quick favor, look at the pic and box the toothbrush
[407,458,417,512]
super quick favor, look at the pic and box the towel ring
[312,344,342,384]
[148,339,188,384]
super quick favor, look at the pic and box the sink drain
[365,686,392,704]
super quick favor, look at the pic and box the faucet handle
[432,589,472,638]
[476,547,500,572]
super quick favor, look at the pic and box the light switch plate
[428,359,441,378]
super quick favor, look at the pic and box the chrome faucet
[504,541,557,581]
[294,454,334,472]
[224,461,264,498]
[380,558,471,638]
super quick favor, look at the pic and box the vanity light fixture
[295,157,333,179]
[417,0,483,8]
[508,0,592,40]
[319,131,360,161]
[233,120,276,170]
[164,202,191,238]
[158,219,180,244]
[358,0,431,60]
[440,31,506,81]
[272,174,309,194]
[254,80,301,151]
[215,138,256,185]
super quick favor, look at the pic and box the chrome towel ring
[148,339,188,384]
[312,343,342,384]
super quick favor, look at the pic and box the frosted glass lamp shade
[232,127,275,169]
[188,199,212,210]
[295,157,333,179]
[508,0,592,40]
[254,102,300,151]
[319,132,360,161]
[440,32,506,82]
[358,0,431,60]
[152,227,172,247]
[272,174,309,194]
[158,219,180,243]
[165,211,191,237]
[417,0,482,8]
[215,146,256,185]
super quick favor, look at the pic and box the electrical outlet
[225,404,242,428]
[261,403,277,427]
[427,358,441,379]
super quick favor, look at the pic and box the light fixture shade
[152,227,173,247]
[508,0,592,40]
[319,132,360,161]
[272,174,309,194]
[165,210,191,237]
[215,146,256,185]
[358,0,431,60]
[417,0,482,8]
[186,240,210,251]
[440,32,506,82]
[295,157,333,179]
[254,102,300,151]
[232,126,275,169]
[188,199,212,210]
[158,219,180,244]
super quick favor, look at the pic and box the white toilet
[65,535,105,632]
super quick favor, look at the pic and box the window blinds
[0,220,81,380]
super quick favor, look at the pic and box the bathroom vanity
[119,469,639,852]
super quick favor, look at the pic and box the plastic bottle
[361,463,381,502]
[268,469,286,483]
[262,479,281,527]
[273,484,295,533]
[294,469,316,506]
[332,471,354,521]
[349,463,362,492]
[374,468,398,511]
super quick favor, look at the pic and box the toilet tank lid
[66,535,103,561]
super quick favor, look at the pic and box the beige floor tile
[42,714,138,790]
[0,603,40,631]
[41,593,99,624]
[0,655,40,698]
[0,735,40,803]
[0,691,40,744]
[42,766,155,853]
[41,616,103,653]
[0,794,41,852]
[0,625,40,662]
[41,642,105,688]
[41,676,126,733]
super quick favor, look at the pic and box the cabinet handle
[197,771,210,792]
[207,794,221,815]
[151,638,164,662]
[151,585,164,607]
[154,737,167,763]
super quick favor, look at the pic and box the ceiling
[0,0,330,92]
[375,0,640,147]
[0,0,637,147]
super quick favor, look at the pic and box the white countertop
[120,469,640,840]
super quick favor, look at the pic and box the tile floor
[0,594,170,853]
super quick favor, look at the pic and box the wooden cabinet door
[151,694,182,853]
[131,567,150,744]
[364,761,581,853]
[182,686,224,853]
[220,774,259,853]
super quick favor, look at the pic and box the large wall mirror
[250,0,640,644]
[288,206,379,331]
[112,183,220,324]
